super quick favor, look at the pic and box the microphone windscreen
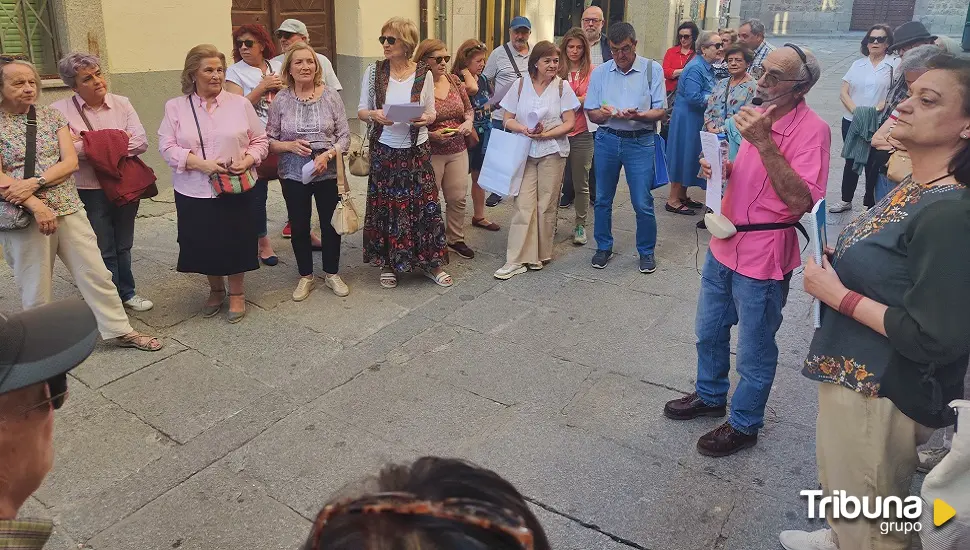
[751,97,764,106]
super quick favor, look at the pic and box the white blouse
[357,64,436,149]
[842,56,898,121]
[499,76,580,158]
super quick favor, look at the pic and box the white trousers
[0,210,132,339]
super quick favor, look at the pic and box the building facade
[739,0,967,36]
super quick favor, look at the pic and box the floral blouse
[0,106,82,216]
[704,76,756,133]
[428,74,473,156]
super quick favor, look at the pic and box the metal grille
[0,0,60,77]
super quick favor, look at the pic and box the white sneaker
[917,446,950,473]
[828,200,852,213]
[324,274,350,297]
[123,295,154,312]
[292,277,315,302]
[494,263,527,280]
[779,528,838,550]
[573,224,588,245]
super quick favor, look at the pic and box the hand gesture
[525,122,545,139]
[458,120,474,136]
[699,158,712,180]
[228,156,252,175]
[735,105,776,149]
[259,73,284,93]
[803,254,847,307]
[312,150,333,176]
[31,204,57,235]
[289,139,313,157]
[199,158,229,176]
[429,129,450,143]
[3,179,39,206]
[410,112,435,128]
[371,110,394,126]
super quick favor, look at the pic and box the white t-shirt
[357,65,436,149]
[271,52,343,91]
[842,56,898,121]
[499,76,581,158]
[225,59,283,123]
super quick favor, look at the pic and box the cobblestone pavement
[2,36,928,549]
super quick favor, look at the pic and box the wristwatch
[36,176,47,187]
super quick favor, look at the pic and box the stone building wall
[738,0,967,36]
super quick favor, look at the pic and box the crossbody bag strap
[504,44,522,78]
[187,96,207,160]
[335,145,349,194]
[71,97,95,132]
[24,105,37,179]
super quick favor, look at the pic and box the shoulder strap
[71,97,95,132]
[504,44,522,78]
[559,77,563,97]
[187,96,207,160]
[264,60,273,75]
[24,106,37,179]
[646,59,653,90]
[518,77,524,97]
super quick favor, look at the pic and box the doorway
[231,0,337,59]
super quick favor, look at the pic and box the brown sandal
[472,217,500,231]
[114,331,163,352]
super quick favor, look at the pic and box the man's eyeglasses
[276,31,296,40]
[609,45,635,56]
[756,44,811,87]
[582,18,603,24]
[427,55,451,64]
[378,36,397,45]
[868,35,888,44]
[1,375,67,423]
[236,39,256,49]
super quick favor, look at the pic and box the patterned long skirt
[363,141,448,273]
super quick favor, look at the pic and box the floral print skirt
[363,141,448,273]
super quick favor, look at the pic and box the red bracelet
[838,291,864,317]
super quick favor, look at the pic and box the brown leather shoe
[663,392,726,420]
[697,422,758,457]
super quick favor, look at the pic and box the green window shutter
[0,0,59,76]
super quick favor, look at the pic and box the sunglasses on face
[428,55,451,64]
[378,36,397,45]
[276,31,296,40]
[5,375,68,421]
[868,35,888,44]
[706,43,724,49]
[679,34,693,40]
[236,39,255,48]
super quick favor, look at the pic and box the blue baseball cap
[510,16,531,30]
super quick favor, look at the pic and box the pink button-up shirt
[710,102,831,281]
[50,93,148,190]
[158,90,268,199]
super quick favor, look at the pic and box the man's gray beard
[585,32,599,43]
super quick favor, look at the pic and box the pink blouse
[51,93,148,190]
[158,90,268,199]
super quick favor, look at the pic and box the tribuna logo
[801,490,923,534]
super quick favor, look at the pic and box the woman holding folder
[356,17,451,289]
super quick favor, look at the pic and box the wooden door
[850,0,916,31]
[231,0,336,60]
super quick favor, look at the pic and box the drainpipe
[420,0,429,39]
[437,0,448,44]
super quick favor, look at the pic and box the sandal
[114,331,163,352]
[202,289,226,318]
[227,293,246,324]
[665,202,696,216]
[380,271,398,289]
[425,269,453,288]
[472,217,501,231]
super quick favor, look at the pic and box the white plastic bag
[919,399,970,550]
[477,128,531,198]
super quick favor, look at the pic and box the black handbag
[0,105,36,231]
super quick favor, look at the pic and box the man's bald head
[582,6,605,43]
[755,45,821,109]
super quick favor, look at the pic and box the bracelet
[838,291,864,318]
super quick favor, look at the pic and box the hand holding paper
[699,131,723,215]
[383,103,425,123]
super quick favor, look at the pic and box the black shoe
[486,193,502,207]
[591,249,615,269]
[559,195,574,208]
[639,254,656,274]
[696,218,707,230]
[663,392,726,420]
[697,422,758,457]
[683,198,705,209]
[448,242,475,259]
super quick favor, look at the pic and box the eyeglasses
[236,39,256,49]
[276,31,296,40]
[609,45,635,55]
[427,55,451,64]
[709,43,724,49]
[679,34,693,40]
[756,44,811,87]
[378,36,398,45]
[582,17,603,24]
[868,35,888,44]
[308,492,535,550]
[1,375,68,424]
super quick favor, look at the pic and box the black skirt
[175,191,259,276]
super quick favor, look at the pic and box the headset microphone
[752,86,800,106]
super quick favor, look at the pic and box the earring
[962,132,969,139]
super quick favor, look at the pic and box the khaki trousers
[816,383,935,550]
[431,151,469,245]
[567,132,594,225]
[0,210,133,339]
[506,154,567,265]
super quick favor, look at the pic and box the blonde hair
[0,58,43,101]
[413,38,448,64]
[281,42,323,89]
[381,17,420,59]
[180,44,226,95]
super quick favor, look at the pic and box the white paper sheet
[699,131,723,216]
[526,107,549,130]
[301,160,316,184]
[383,103,425,123]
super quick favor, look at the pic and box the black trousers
[840,117,881,207]
[280,178,341,277]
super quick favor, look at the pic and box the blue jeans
[593,130,657,256]
[874,173,894,203]
[694,251,792,434]
[77,189,139,301]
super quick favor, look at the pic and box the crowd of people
[1,11,969,550]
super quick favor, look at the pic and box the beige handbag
[887,149,912,184]
[348,133,370,177]
[331,147,361,235]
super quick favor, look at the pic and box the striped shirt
[749,40,776,73]
[0,518,53,549]
[482,42,531,121]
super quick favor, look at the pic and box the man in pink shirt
[664,45,831,457]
